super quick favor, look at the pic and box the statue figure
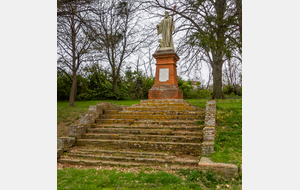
[157,11,175,50]
[158,39,164,48]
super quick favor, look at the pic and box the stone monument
[148,11,183,99]
[156,11,174,49]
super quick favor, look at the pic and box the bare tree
[87,0,149,93]
[222,57,242,93]
[143,0,242,99]
[57,0,93,106]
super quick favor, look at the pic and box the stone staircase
[58,99,207,168]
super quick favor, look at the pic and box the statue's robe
[157,16,175,49]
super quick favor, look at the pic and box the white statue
[157,11,175,50]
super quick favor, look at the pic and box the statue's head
[165,11,169,18]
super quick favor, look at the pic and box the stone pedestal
[148,48,183,99]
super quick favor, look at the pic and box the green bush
[178,77,193,98]
[57,71,72,101]
[59,66,155,101]
[222,85,242,96]
[178,77,211,99]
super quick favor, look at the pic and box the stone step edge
[105,110,204,113]
[86,129,203,135]
[77,139,202,146]
[126,105,202,107]
[92,124,203,128]
[96,119,200,121]
[67,153,198,165]
[104,113,205,116]
[115,110,205,113]
[95,119,200,125]
[58,158,153,166]
[125,106,201,108]
[82,133,203,139]
[77,148,169,156]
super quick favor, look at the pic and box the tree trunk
[235,0,242,40]
[113,78,117,93]
[69,74,77,107]
[212,63,224,99]
[74,82,77,101]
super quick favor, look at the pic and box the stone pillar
[202,100,216,155]
[148,48,183,99]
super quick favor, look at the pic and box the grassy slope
[57,168,242,190]
[186,99,242,165]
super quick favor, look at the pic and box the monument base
[148,84,183,99]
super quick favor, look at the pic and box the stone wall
[57,102,125,159]
[68,102,124,139]
[57,137,76,151]
[57,137,75,159]
[202,100,216,155]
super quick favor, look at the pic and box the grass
[57,100,141,137]
[186,99,242,165]
[57,100,141,124]
[57,168,242,190]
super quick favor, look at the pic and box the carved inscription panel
[159,68,169,82]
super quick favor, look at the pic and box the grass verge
[186,99,242,165]
[57,167,242,190]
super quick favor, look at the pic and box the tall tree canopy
[144,0,242,98]
[87,0,149,93]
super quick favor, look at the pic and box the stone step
[76,139,202,155]
[76,148,170,157]
[87,128,202,136]
[58,158,153,167]
[101,114,204,120]
[92,124,203,131]
[140,99,190,104]
[95,119,136,124]
[103,110,120,114]
[66,152,198,166]
[134,120,198,125]
[125,106,201,111]
[81,133,203,143]
[95,119,199,125]
[132,103,191,107]
[113,110,205,115]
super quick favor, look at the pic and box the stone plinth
[148,49,183,99]
[57,137,76,151]
[198,157,238,178]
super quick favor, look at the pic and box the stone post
[202,100,216,155]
